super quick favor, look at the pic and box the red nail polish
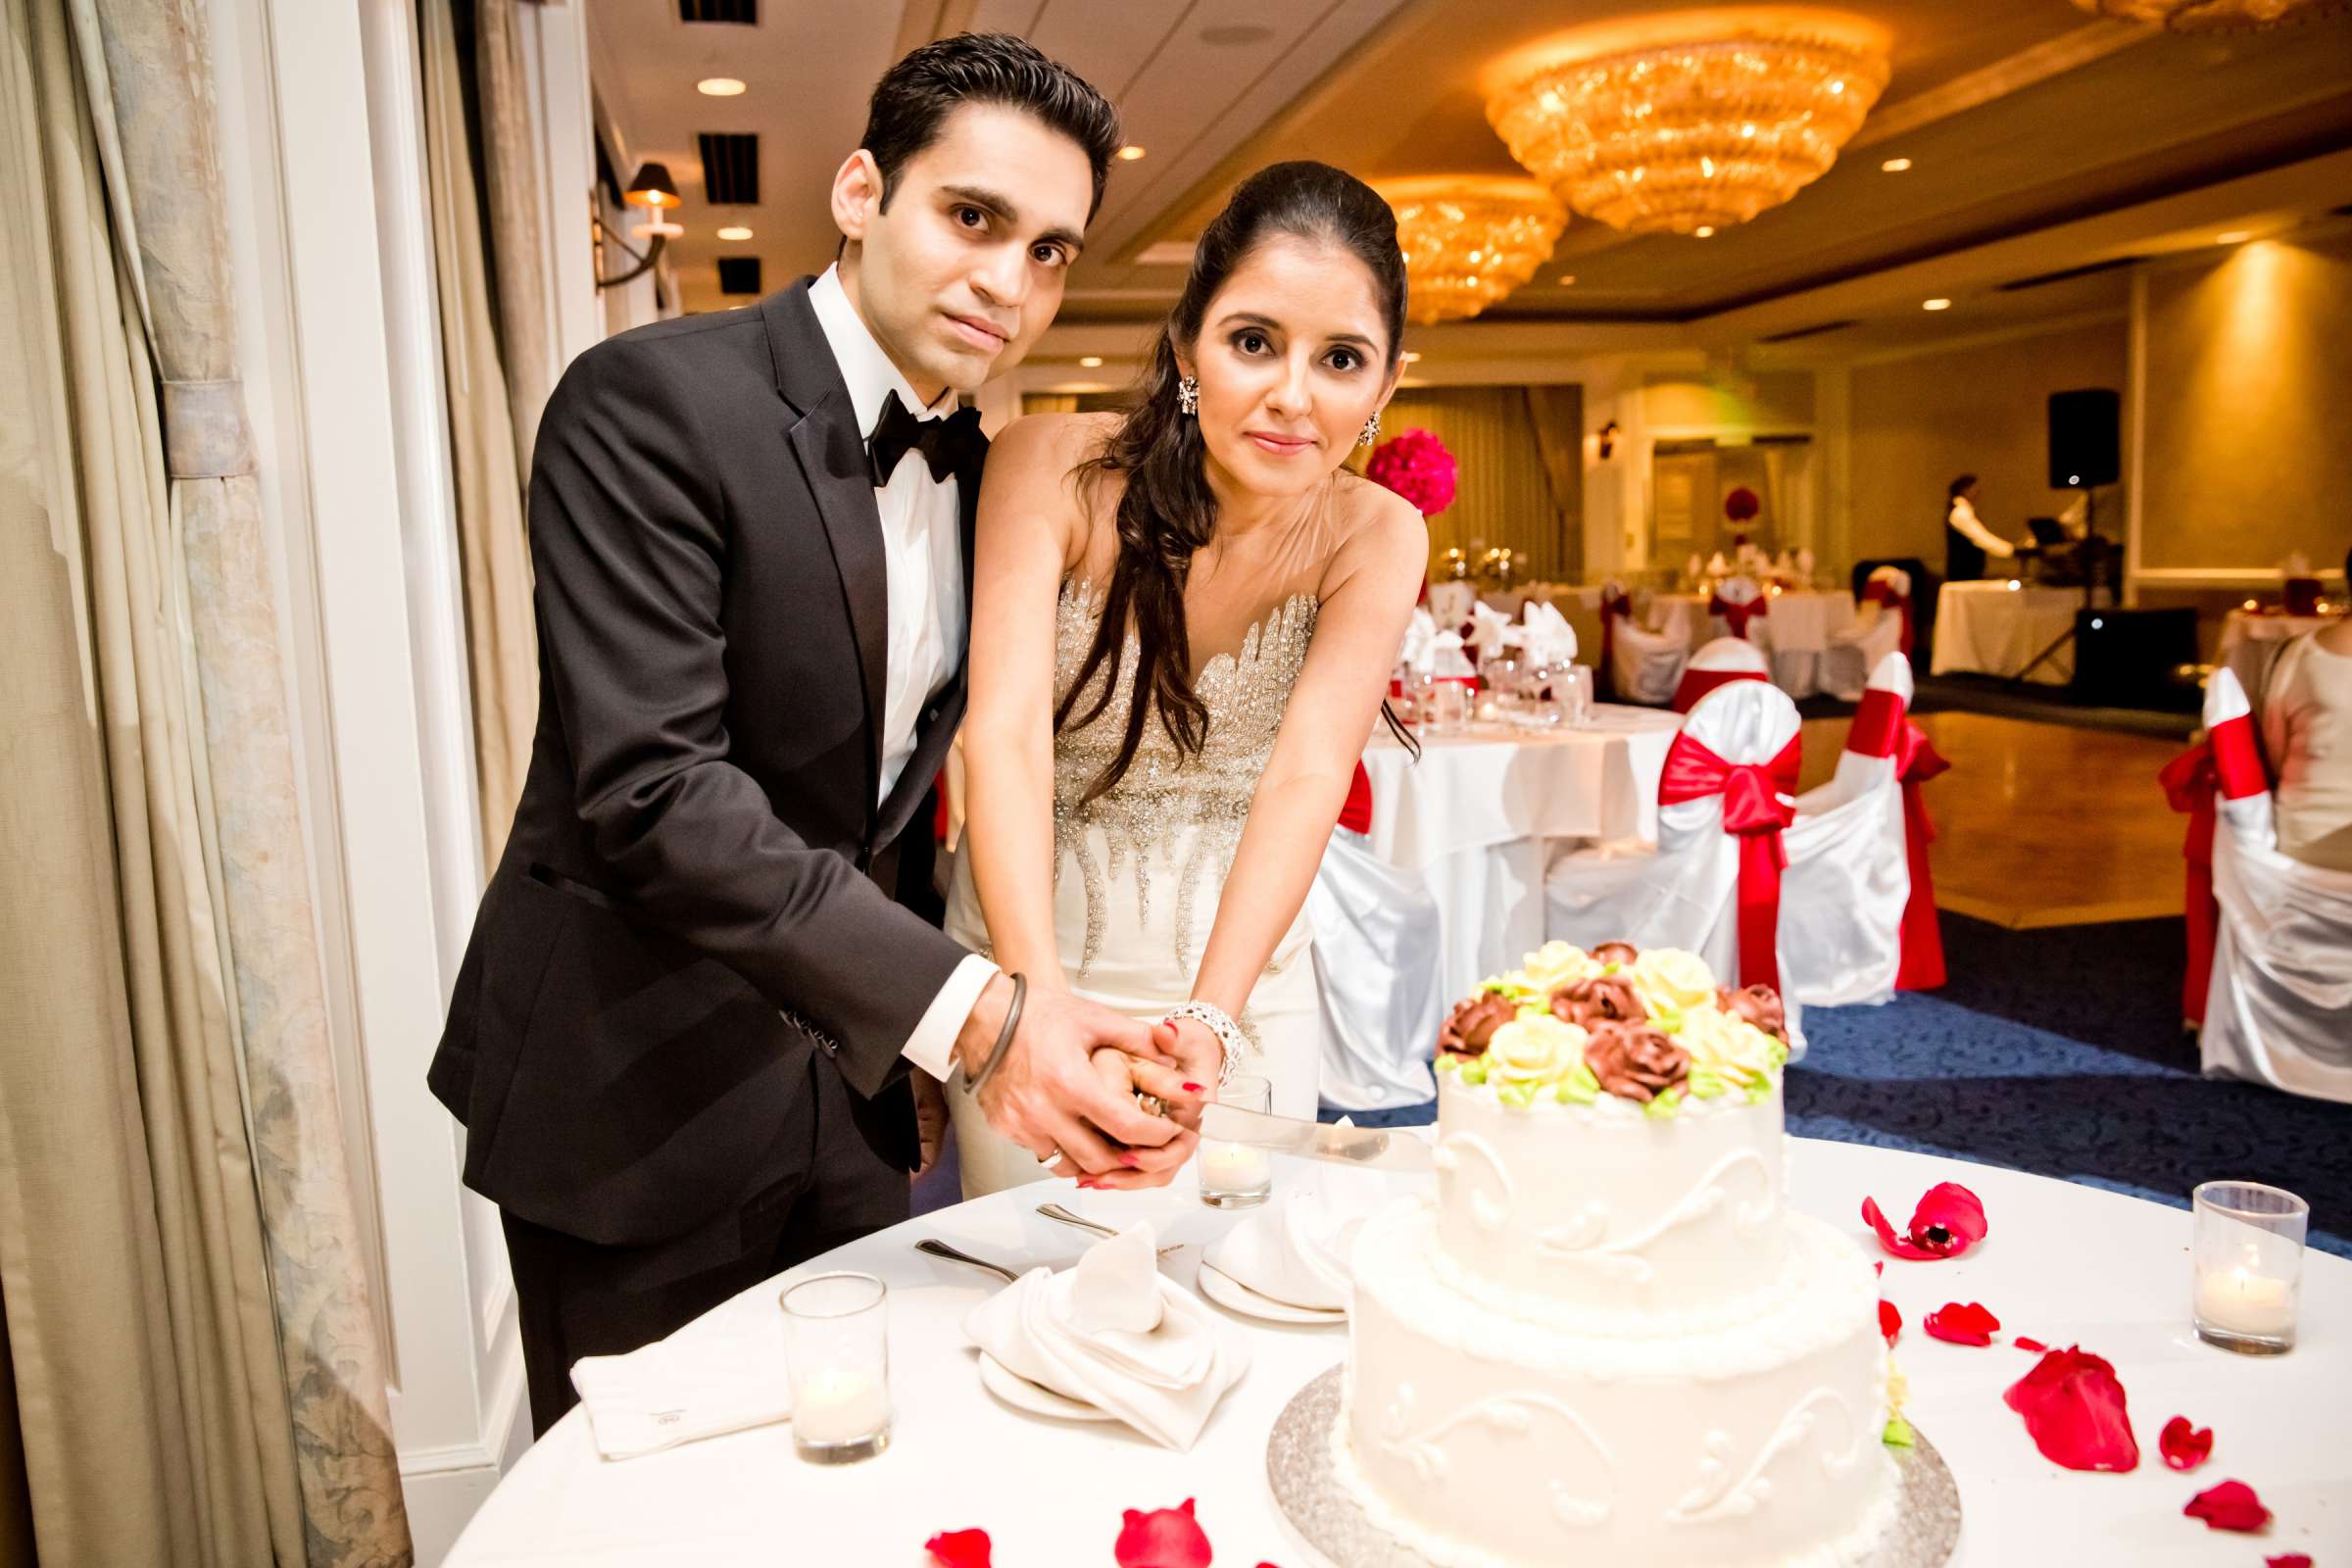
[1182,1082,1203,1094]
[1121,1153,1141,1167]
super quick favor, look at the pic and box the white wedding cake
[1333,943,1898,1568]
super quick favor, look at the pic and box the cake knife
[1197,1104,1435,1174]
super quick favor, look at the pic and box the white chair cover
[1307,828,1446,1111]
[1544,681,1808,1054]
[2196,668,2352,1102]
[1709,573,1773,647]
[1604,579,1689,707]
[1781,653,1913,1006]
[1672,635,1770,713]
[1824,566,1910,702]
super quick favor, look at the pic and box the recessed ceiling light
[1117,145,1147,162]
[1078,356,1103,368]
[697,77,746,97]
[1401,351,1423,363]
[716,225,753,241]
[1923,298,1952,311]
[1693,225,1716,238]
[1880,157,1912,172]
[1556,274,1577,285]
[2216,229,2252,244]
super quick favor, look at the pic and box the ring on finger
[1135,1092,1170,1118]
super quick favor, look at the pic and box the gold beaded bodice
[1053,578,1319,979]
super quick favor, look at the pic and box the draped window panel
[1350,385,1578,581]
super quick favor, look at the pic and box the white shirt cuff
[901,953,999,1081]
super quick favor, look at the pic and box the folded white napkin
[1431,628,1475,678]
[1707,551,1732,576]
[962,1223,1248,1450]
[1771,550,1796,578]
[1203,1192,1364,1312]
[1399,607,1438,676]
[570,1307,792,1460]
[1685,552,1706,585]
[1466,601,1515,663]
[1516,601,1578,666]
[1795,546,1817,576]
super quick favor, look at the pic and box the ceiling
[586,0,2352,351]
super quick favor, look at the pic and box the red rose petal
[2183,1479,2271,1533]
[2266,1555,2313,1568]
[2003,1346,2140,1472]
[1880,1298,1903,1347]
[926,1528,993,1568]
[2160,1415,2214,1473]
[1863,1196,1939,1259]
[1115,1499,1213,1568]
[1925,1301,2001,1346]
[1909,1182,1989,1257]
[2015,1336,2048,1352]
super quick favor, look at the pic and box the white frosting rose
[1485,1012,1591,1085]
[1629,947,1717,1015]
[1518,940,1599,994]
[1681,1004,1780,1086]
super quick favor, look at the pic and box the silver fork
[1036,1203,1182,1254]
[913,1238,1022,1283]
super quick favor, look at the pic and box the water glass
[781,1272,892,1462]
[2190,1181,2307,1355]
[1424,679,1469,735]
[1558,664,1594,728]
[1199,1073,1273,1209]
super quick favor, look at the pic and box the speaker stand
[2013,489,2108,689]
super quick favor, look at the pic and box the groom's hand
[956,976,1187,1180]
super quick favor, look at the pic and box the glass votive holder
[2190,1181,2307,1356]
[1199,1073,1273,1210]
[781,1271,892,1463]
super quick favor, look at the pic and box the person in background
[2260,542,2352,873]
[1944,473,2019,583]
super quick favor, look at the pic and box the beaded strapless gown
[945,579,1323,1198]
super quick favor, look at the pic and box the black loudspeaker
[2072,607,2197,708]
[2048,389,2121,489]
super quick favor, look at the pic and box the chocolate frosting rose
[1718,984,1788,1043]
[1583,1021,1690,1102]
[1591,940,1640,967]
[1548,974,1648,1030]
[1439,993,1517,1057]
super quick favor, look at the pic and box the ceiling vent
[716,257,763,296]
[1757,318,1858,343]
[698,133,760,206]
[1996,256,2136,292]
[679,0,757,23]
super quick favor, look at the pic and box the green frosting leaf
[1642,1086,1686,1120]
[1435,1053,1461,1076]
[1687,1067,1729,1100]
[1497,1079,1541,1108]
[1653,1005,1685,1035]
[1744,1078,1773,1105]
[1458,1058,1490,1086]
[1554,1067,1599,1105]
[1883,1416,1915,1448]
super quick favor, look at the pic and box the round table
[444,1144,2349,1567]
[1358,708,1682,994]
[1653,588,1859,697]
[1932,580,2082,686]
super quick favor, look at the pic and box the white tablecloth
[445,1142,2351,1568]
[1358,708,1681,992]
[1653,589,1858,697]
[2217,609,2340,705]
[1933,580,2080,685]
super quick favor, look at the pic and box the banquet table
[1932,579,2081,685]
[1653,588,1858,698]
[443,1143,2351,1568]
[2216,607,2339,704]
[1357,707,1681,993]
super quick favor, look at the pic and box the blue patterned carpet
[1330,913,2352,1259]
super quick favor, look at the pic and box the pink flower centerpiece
[1366,427,1457,517]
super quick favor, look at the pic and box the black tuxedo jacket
[429,279,975,1248]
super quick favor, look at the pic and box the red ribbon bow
[1848,689,1950,990]
[1658,730,1801,993]
[1709,591,1770,640]
[1859,579,1915,654]
[2158,715,2268,1026]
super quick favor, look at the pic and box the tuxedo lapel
[764,283,889,806]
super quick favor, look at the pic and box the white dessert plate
[976,1352,1113,1422]
[1197,1260,1347,1325]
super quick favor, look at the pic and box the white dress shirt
[1946,495,2015,558]
[806,267,996,1080]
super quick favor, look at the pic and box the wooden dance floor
[1797,711,2184,930]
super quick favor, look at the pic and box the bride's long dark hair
[1059,161,1409,805]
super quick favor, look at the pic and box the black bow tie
[866,390,987,488]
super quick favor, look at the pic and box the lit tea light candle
[2194,1258,2294,1340]
[1200,1141,1270,1193]
[792,1363,890,1446]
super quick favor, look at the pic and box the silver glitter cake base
[1267,1367,1960,1568]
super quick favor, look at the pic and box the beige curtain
[473,0,553,474]
[1353,386,1571,578]
[422,0,536,867]
[0,0,413,1562]
[1523,385,1584,582]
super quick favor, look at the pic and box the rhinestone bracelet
[1162,1000,1250,1088]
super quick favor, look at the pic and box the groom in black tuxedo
[429,33,1196,1434]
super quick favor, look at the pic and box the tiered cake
[1333,943,1898,1568]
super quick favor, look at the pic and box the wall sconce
[598,161,681,291]
[1596,419,1620,460]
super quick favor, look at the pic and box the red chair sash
[1709,591,1770,640]
[2160,740,2221,1026]
[1671,665,1767,714]
[1597,590,1632,701]
[1859,579,1915,654]
[1339,761,1374,837]
[1841,689,1948,990]
[1658,731,1801,993]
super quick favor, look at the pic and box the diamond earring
[1177,375,1199,416]
[1358,410,1382,447]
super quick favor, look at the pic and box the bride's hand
[1046,1049,1206,1190]
[1155,1018,1226,1100]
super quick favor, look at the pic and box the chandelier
[2068,0,2341,27]
[1373,176,1568,323]
[1483,8,1892,235]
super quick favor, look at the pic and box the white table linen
[1933,580,2079,685]
[1359,710,1681,993]
[445,1143,2352,1568]
[1653,589,1858,697]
